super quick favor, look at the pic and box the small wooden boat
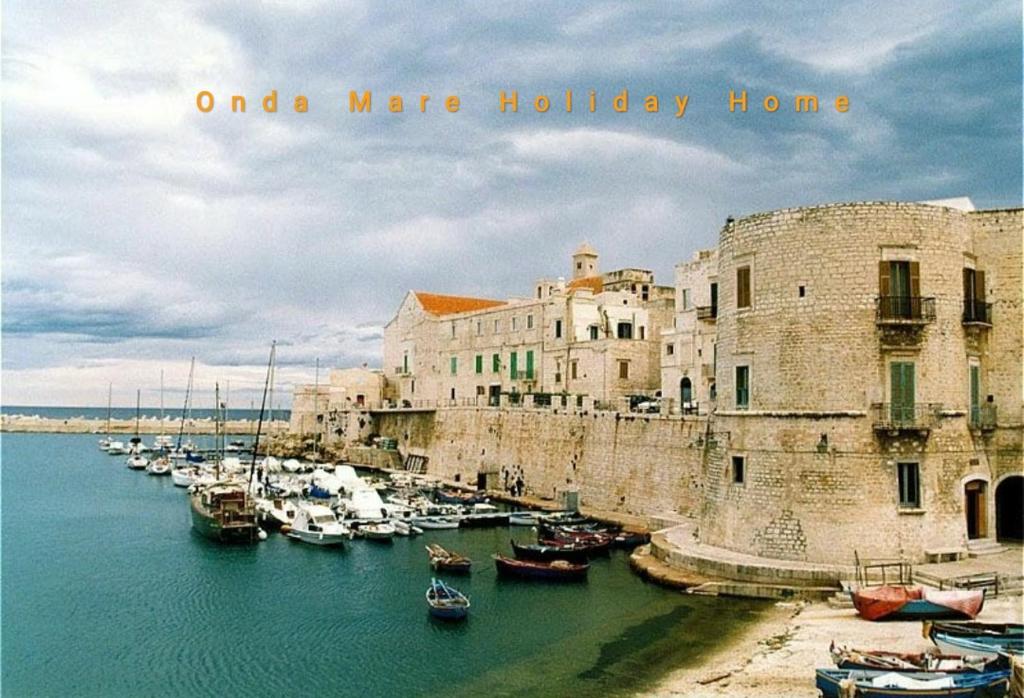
[426,544,472,573]
[926,622,1024,660]
[358,522,396,540]
[851,586,985,621]
[425,578,469,620]
[829,641,1010,673]
[538,536,611,558]
[434,488,487,505]
[510,539,590,564]
[815,668,1009,698]
[493,554,588,581]
[508,512,540,526]
[413,516,461,530]
[612,531,651,549]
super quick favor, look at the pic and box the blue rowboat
[815,668,1009,698]
[932,631,1024,660]
[425,578,469,621]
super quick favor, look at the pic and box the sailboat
[152,369,174,452]
[171,359,198,461]
[189,348,273,544]
[126,390,150,470]
[98,383,114,451]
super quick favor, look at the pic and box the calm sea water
[1,433,767,697]
[2,406,290,421]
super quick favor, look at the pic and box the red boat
[493,554,589,581]
[851,586,985,622]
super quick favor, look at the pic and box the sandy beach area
[640,593,1022,697]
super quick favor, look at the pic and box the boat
[829,642,1010,673]
[171,467,197,488]
[189,482,260,543]
[285,504,351,546]
[255,497,297,528]
[492,554,589,581]
[426,544,472,573]
[508,511,540,526]
[392,520,421,537]
[851,586,985,621]
[358,522,396,540]
[926,622,1024,660]
[98,383,113,451]
[147,455,171,475]
[425,578,469,621]
[510,538,591,564]
[538,535,611,558]
[815,668,1009,698]
[612,531,651,549]
[413,516,461,530]
[107,440,128,455]
[435,488,487,505]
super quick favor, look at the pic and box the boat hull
[815,668,1009,698]
[190,500,258,544]
[511,539,590,564]
[493,554,588,582]
[932,632,1024,660]
[286,529,347,546]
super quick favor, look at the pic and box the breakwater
[0,415,289,435]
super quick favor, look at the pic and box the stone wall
[373,407,705,518]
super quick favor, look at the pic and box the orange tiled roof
[567,276,603,294]
[414,291,507,316]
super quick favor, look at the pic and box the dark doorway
[995,476,1023,541]
[680,377,693,412]
[488,385,501,407]
[964,480,987,539]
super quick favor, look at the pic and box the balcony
[962,299,993,326]
[969,404,997,432]
[876,296,936,325]
[696,305,717,321]
[872,403,939,435]
[394,366,410,376]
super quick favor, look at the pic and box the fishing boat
[358,522,396,540]
[538,535,611,558]
[285,504,351,546]
[510,538,591,564]
[493,554,589,581]
[189,482,260,544]
[425,578,469,621]
[426,544,472,573]
[851,586,985,621]
[413,516,461,530]
[829,642,1009,673]
[926,622,1024,660]
[814,668,1009,698]
[508,511,540,526]
[435,488,487,505]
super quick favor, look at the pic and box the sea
[1,431,768,697]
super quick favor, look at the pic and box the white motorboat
[255,497,297,528]
[107,441,128,455]
[286,504,352,546]
[393,520,423,537]
[413,516,461,530]
[126,454,150,470]
[147,456,172,476]
[509,512,540,526]
[282,458,303,473]
[152,435,174,452]
[358,522,396,540]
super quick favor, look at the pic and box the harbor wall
[372,407,706,519]
[0,416,289,435]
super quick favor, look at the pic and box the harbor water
[1,433,768,697]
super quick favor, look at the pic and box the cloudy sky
[2,1,1021,408]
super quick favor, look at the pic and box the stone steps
[967,539,1007,557]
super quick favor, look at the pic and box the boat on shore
[815,668,1009,698]
[829,642,1009,673]
[189,482,260,544]
[425,578,469,621]
[493,554,589,582]
[426,544,472,573]
[926,621,1024,659]
[851,586,985,621]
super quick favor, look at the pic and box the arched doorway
[680,377,693,412]
[964,479,987,539]
[995,475,1023,541]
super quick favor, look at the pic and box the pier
[0,415,289,435]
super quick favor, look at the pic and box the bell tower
[572,242,598,279]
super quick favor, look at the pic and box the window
[666,343,674,356]
[879,261,920,318]
[555,319,562,339]
[536,287,542,299]
[411,379,415,394]
[510,352,518,379]
[476,386,485,396]
[511,317,518,331]
[680,289,689,310]
[402,353,409,374]
[710,282,718,317]
[969,364,981,426]
[576,262,582,270]
[897,462,920,508]
[618,360,629,379]
[639,326,645,340]
[525,350,535,380]
[798,285,805,298]
[732,455,745,484]
[450,357,458,375]
[450,387,456,400]
[735,366,749,408]
[890,362,915,425]
[555,372,562,383]
[737,266,751,308]
[641,285,649,301]
[616,322,633,339]
[570,360,578,380]
[589,325,599,340]
[475,355,483,374]
[494,319,500,333]
[963,268,987,322]
[492,354,500,373]
[476,321,482,336]
[527,314,534,330]
[451,322,457,337]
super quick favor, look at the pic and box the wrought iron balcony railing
[969,404,997,431]
[871,403,940,432]
[695,305,717,320]
[963,299,993,326]
[876,296,936,323]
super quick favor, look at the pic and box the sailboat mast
[135,389,141,438]
[313,357,320,461]
[177,357,195,452]
[248,341,276,488]
[214,382,221,481]
[106,383,112,439]
[159,370,165,437]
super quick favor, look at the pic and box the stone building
[290,366,386,433]
[381,244,674,408]
[698,199,1022,564]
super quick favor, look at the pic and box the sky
[2,0,1021,408]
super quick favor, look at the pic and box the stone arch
[680,376,693,411]
[995,475,1023,541]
